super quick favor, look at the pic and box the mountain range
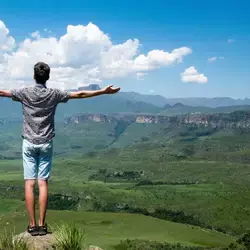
[116,92,250,108]
[0,84,249,121]
[70,84,250,108]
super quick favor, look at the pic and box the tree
[237,233,250,249]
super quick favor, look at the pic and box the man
[0,62,120,236]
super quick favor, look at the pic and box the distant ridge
[68,85,250,108]
[0,84,249,120]
[172,103,186,108]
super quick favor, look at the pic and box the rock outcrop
[13,232,56,250]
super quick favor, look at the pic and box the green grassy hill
[0,210,234,250]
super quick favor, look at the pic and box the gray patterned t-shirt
[11,84,69,144]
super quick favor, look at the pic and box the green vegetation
[114,240,217,250]
[1,110,250,248]
[0,229,29,250]
[0,211,235,250]
[237,233,250,249]
[54,223,87,250]
[161,104,250,116]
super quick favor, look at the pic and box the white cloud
[208,57,217,62]
[44,28,52,33]
[181,66,208,84]
[208,56,224,62]
[0,20,15,52]
[228,39,235,43]
[31,31,40,39]
[0,21,15,88]
[0,20,192,89]
[136,72,148,80]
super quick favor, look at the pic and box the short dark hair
[34,62,50,84]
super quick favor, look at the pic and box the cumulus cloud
[0,21,16,88]
[31,31,40,39]
[0,20,15,52]
[0,20,192,89]
[181,66,208,84]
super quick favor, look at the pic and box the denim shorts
[22,139,53,180]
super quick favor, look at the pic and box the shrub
[48,194,80,210]
[54,222,87,250]
[135,180,153,186]
[114,239,206,250]
[237,232,250,248]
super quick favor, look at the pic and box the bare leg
[25,180,36,227]
[38,179,48,226]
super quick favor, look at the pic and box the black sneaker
[27,225,39,236]
[38,224,48,236]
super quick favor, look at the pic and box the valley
[0,107,250,249]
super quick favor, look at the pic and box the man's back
[11,84,69,144]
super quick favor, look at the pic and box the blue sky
[0,0,249,98]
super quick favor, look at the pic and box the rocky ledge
[65,110,250,129]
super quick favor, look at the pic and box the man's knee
[38,179,48,188]
[25,179,36,188]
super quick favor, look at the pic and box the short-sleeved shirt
[11,84,70,144]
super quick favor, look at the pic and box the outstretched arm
[69,85,120,99]
[0,90,12,98]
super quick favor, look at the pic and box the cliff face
[180,112,250,128]
[65,111,250,129]
[66,114,117,124]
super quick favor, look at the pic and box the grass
[1,159,250,234]
[54,223,87,250]
[109,123,165,148]
[0,210,235,250]
[113,239,226,250]
[0,199,25,213]
[0,228,29,250]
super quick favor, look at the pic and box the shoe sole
[38,225,48,236]
[28,232,39,236]
[38,232,47,236]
